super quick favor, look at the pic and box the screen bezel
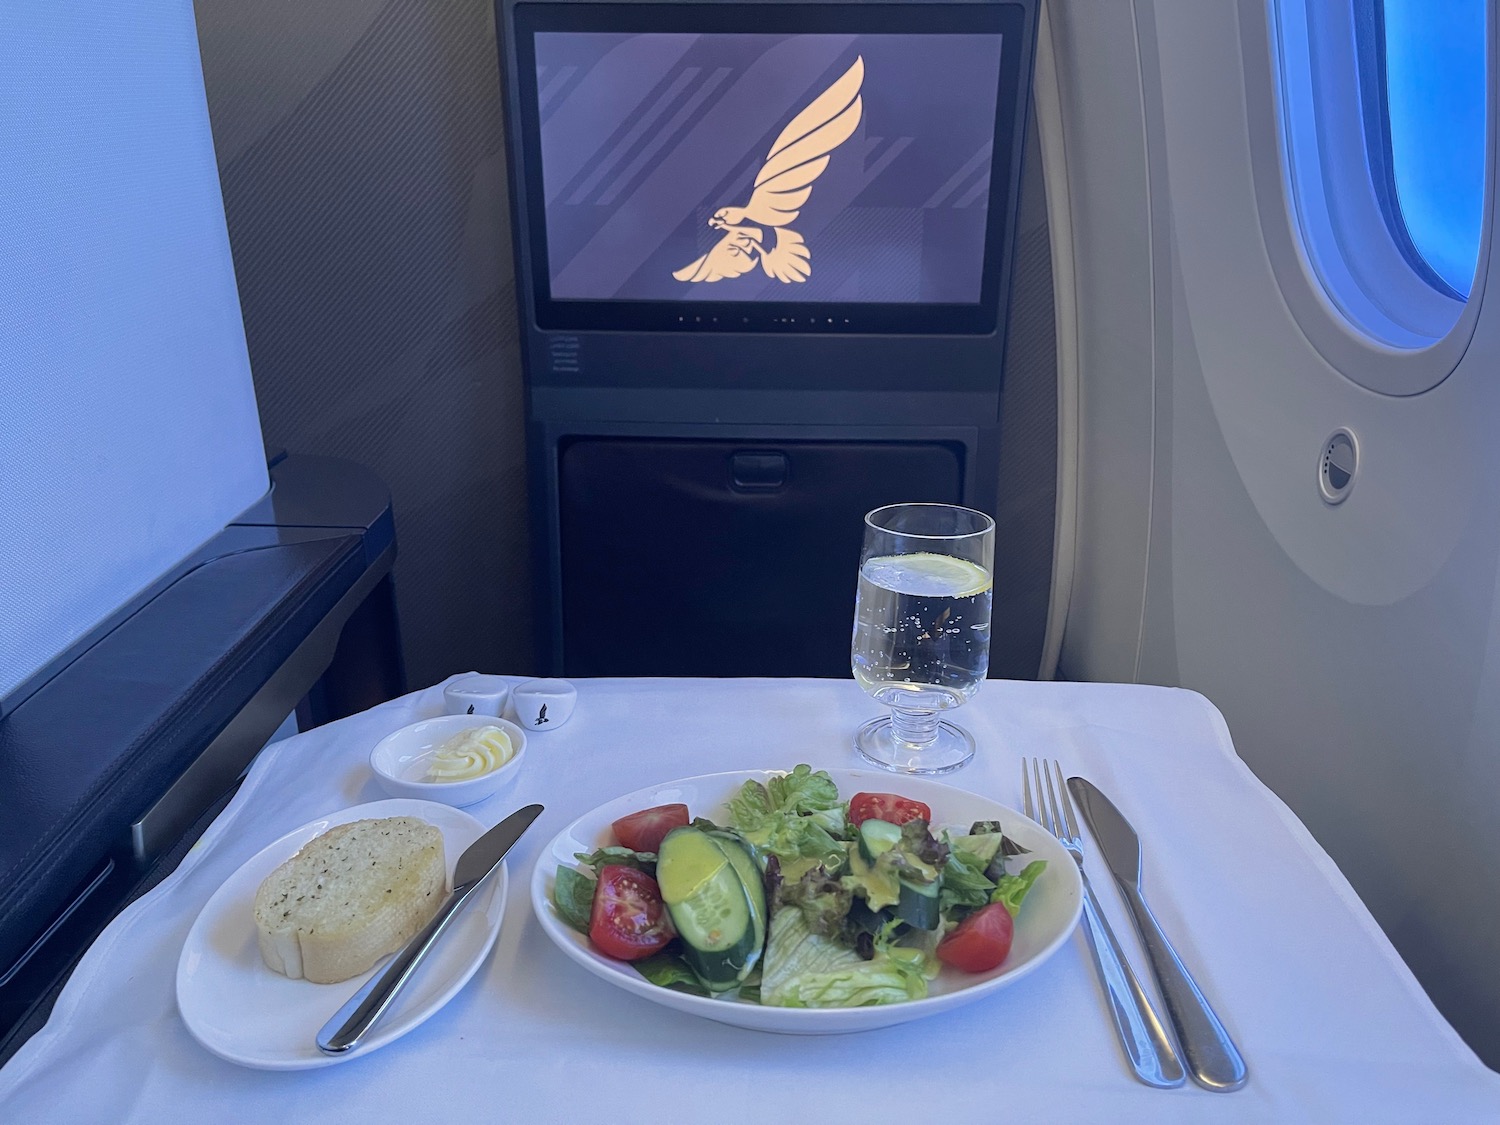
[509,2,1030,335]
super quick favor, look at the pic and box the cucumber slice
[895,876,941,930]
[709,833,767,971]
[858,818,903,864]
[657,828,757,990]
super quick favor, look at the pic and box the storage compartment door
[557,438,964,677]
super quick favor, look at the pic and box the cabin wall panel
[1047,0,1500,1064]
[192,0,537,685]
[1045,0,1158,681]
[995,116,1061,680]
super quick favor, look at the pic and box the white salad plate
[177,798,509,1069]
[530,768,1083,1034]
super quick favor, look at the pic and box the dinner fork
[1024,758,1185,1088]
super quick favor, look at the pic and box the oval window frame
[1244,0,1495,397]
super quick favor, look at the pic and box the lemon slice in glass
[860,552,992,598]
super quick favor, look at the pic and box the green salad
[552,766,1046,1008]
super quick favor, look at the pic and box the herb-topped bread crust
[253,816,447,984]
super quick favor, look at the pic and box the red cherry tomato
[936,902,1015,973]
[847,792,932,827]
[611,803,690,853]
[588,865,674,961]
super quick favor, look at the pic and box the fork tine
[1054,760,1081,840]
[1022,758,1035,819]
[1032,758,1054,835]
[1042,759,1065,838]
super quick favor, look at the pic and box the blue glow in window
[1382,0,1486,297]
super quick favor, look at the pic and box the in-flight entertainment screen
[510,4,1029,333]
[533,32,1003,303]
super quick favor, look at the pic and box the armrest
[0,535,364,978]
[0,455,399,1055]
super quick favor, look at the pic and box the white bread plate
[369,714,527,807]
[176,798,507,1069]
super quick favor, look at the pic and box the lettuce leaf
[728,765,842,828]
[777,867,854,937]
[727,766,848,879]
[803,805,848,837]
[552,866,595,934]
[761,908,928,1008]
[947,829,1006,869]
[726,782,775,832]
[939,847,996,915]
[757,822,845,882]
[887,819,948,884]
[991,859,1047,916]
[766,765,842,816]
[987,835,1032,882]
[573,846,656,876]
[632,950,710,996]
[737,966,763,1003]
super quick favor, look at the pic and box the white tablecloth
[3,676,1497,1123]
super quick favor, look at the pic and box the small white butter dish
[511,678,577,731]
[442,673,511,718]
[369,714,526,807]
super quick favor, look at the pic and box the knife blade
[317,802,545,1054]
[1067,777,1248,1092]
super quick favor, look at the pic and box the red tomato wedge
[847,792,932,827]
[936,901,1015,972]
[612,803,690,853]
[588,865,674,961]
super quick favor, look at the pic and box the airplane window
[1372,0,1486,300]
[1270,0,1488,364]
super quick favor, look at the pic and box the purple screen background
[534,32,1004,303]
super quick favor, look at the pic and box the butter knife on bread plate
[317,803,544,1054]
[1067,778,1248,1092]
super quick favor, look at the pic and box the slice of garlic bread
[253,816,447,984]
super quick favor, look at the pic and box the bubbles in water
[852,553,992,705]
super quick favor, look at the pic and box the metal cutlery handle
[1027,758,1182,1089]
[1115,881,1247,1092]
[1075,869,1185,1088]
[316,882,476,1055]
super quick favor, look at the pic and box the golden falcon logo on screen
[673,56,864,285]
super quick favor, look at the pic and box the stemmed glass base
[854,713,976,775]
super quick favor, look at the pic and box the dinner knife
[317,802,545,1055]
[1067,778,1248,1093]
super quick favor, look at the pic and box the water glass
[851,503,995,773]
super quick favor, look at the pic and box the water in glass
[851,502,995,774]
[852,551,993,710]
